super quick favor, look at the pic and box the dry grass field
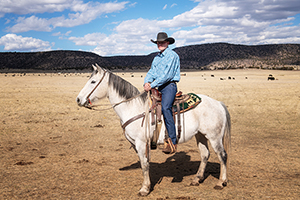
[0,69,299,199]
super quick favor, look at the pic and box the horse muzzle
[76,96,90,107]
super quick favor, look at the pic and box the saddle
[150,88,201,149]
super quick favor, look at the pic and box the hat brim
[151,37,175,45]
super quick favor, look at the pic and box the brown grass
[0,69,299,199]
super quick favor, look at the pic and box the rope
[144,91,151,161]
[86,91,146,111]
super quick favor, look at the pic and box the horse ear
[95,63,101,71]
[92,64,97,71]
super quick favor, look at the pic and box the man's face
[157,41,169,52]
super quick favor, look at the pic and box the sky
[0,0,300,56]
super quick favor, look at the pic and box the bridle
[86,70,107,105]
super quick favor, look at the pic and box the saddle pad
[173,93,201,114]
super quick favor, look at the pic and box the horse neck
[106,82,147,123]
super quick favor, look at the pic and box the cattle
[268,74,275,80]
[268,76,275,80]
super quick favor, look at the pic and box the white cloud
[2,0,299,55]
[163,4,167,10]
[5,1,129,32]
[52,30,72,39]
[0,0,75,16]
[89,18,161,55]
[166,0,300,46]
[8,16,53,33]
[68,28,157,56]
[69,32,107,46]
[0,34,52,51]
[66,0,300,55]
[115,18,160,36]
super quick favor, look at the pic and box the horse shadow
[119,151,220,191]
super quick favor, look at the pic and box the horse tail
[221,102,231,169]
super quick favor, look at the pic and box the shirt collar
[159,47,170,57]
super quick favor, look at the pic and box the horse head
[76,64,109,107]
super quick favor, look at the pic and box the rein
[86,91,147,111]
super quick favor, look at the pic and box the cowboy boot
[162,138,177,154]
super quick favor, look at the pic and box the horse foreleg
[191,133,210,186]
[210,140,228,190]
[136,140,151,196]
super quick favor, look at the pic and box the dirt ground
[0,69,299,199]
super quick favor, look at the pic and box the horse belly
[156,109,200,144]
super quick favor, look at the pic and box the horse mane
[108,72,147,102]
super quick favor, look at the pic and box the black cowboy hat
[151,32,175,44]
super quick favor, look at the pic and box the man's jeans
[158,82,177,145]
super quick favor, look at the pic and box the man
[144,32,180,154]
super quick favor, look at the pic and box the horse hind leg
[210,140,228,190]
[191,132,210,186]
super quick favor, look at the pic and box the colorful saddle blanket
[172,93,201,114]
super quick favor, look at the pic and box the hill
[0,43,299,72]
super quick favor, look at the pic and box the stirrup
[162,138,177,154]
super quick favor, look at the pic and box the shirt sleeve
[144,60,156,85]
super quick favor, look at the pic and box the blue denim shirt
[144,47,180,88]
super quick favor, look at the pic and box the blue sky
[0,0,300,56]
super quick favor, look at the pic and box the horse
[76,64,231,196]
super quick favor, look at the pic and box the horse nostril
[76,97,81,104]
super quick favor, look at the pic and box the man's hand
[144,82,152,92]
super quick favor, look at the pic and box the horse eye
[91,80,96,84]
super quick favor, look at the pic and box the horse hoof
[190,182,199,186]
[138,187,150,196]
[213,185,224,190]
[138,191,149,196]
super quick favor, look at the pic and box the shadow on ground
[119,151,220,192]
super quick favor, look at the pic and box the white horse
[76,64,231,196]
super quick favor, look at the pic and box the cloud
[0,34,52,51]
[5,1,129,33]
[68,23,157,56]
[66,0,300,56]
[0,0,74,16]
[67,18,163,55]
[69,32,107,46]
[3,0,299,55]
[166,0,300,46]
[163,4,167,10]
[8,16,53,33]
[52,31,72,39]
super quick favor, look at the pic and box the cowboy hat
[151,32,175,44]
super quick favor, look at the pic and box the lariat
[144,91,151,161]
